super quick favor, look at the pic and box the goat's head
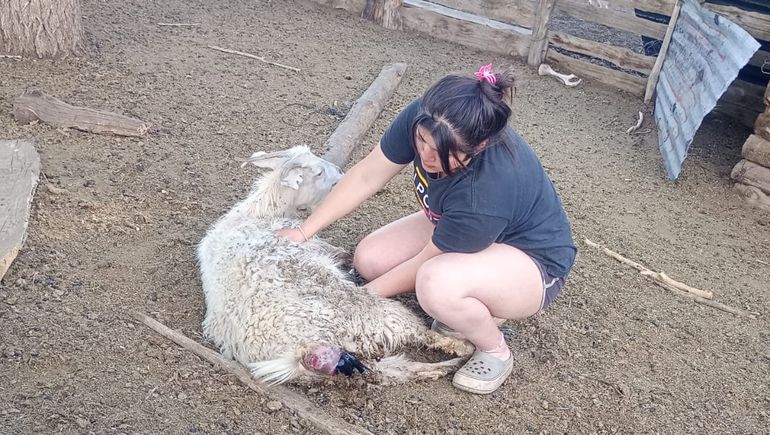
[242,145,343,215]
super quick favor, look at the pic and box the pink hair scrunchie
[474,64,497,85]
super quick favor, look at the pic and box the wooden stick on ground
[132,312,373,435]
[322,63,408,167]
[13,90,149,137]
[207,45,300,72]
[644,0,682,103]
[584,238,712,298]
[157,22,200,27]
[584,239,756,319]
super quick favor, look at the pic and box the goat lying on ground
[197,145,471,385]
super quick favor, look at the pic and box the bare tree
[0,0,85,58]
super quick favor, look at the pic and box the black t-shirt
[380,99,576,278]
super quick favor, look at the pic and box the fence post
[644,0,682,103]
[362,0,403,30]
[527,0,557,67]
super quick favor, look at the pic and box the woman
[277,64,576,394]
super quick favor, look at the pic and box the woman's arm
[277,143,407,242]
[366,239,443,297]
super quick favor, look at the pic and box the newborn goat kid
[198,146,467,385]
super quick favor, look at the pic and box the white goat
[197,145,470,385]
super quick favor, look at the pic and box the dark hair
[414,66,515,175]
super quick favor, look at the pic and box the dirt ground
[1,1,769,434]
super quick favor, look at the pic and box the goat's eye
[315,168,324,177]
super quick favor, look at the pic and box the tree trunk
[0,0,85,58]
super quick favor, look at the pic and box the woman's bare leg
[353,211,434,282]
[415,243,544,356]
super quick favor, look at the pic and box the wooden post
[322,63,408,168]
[528,0,557,67]
[644,0,682,104]
[362,0,403,30]
[1,140,40,282]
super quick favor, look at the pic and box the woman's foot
[452,348,514,394]
[453,331,512,394]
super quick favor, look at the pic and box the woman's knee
[352,235,385,281]
[415,259,457,313]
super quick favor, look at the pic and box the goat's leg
[370,355,466,385]
[423,330,475,356]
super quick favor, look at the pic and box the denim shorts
[531,257,567,311]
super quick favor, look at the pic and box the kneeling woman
[277,65,576,394]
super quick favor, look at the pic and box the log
[400,0,532,58]
[742,134,770,168]
[755,111,770,142]
[0,140,40,282]
[705,3,770,42]
[644,0,681,103]
[132,312,373,435]
[362,0,403,29]
[548,31,655,74]
[602,0,675,16]
[731,159,770,195]
[428,0,536,29]
[734,183,770,213]
[322,63,408,167]
[527,0,557,67]
[584,239,757,319]
[13,90,149,137]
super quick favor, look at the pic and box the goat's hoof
[424,330,475,357]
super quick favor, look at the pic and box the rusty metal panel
[654,0,760,180]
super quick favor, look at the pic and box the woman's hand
[274,227,309,243]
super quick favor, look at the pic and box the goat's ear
[280,166,304,190]
[241,150,292,169]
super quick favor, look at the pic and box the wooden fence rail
[309,0,768,117]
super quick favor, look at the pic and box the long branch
[584,238,756,319]
[131,311,373,435]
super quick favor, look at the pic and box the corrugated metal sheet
[655,0,760,180]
